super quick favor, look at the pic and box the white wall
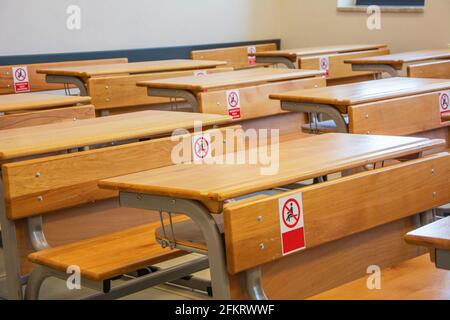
[279,0,450,53]
[0,0,281,56]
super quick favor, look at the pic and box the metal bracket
[255,56,297,69]
[281,101,348,133]
[436,249,450,270]
[245,267,268,300]
[351,64,399,78]
[147,87,199,112]
[27,216,50,252]
[46,75,88,96]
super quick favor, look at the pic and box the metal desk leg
[146,88,199,113]
[281,101,349,133]
[0,177,24,300]
[351,64,400,78]
[119,193,231,300]
[255,56,297,69]
[46,75,88,96]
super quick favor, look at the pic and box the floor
[0,250,209,300]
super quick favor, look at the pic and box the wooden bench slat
[408,60,450,79]
[191,43,277,70]
[28,217,187,281]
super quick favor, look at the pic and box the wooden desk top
[137,68,324,92]
[36,60,227,78]
[0,93,91,113]
[270,77,450,108]
[0,111,231,160]
[405,217,450,250]
[253,44,387,61]
[345,49,450,70]
[99,134,442,206]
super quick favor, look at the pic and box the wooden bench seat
[405,217,450,251]
[28,218,187,281]
[309,255,450,300]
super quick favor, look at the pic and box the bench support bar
[27,216,50,252]
[281,101,348,133]
[436,249,450,270]
[120,193,231,300]
[147,88,199,113]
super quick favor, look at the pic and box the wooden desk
[0,109,230,299]
[137,68,324,114]
[270,77,450,135]
[99,133,449,299]
[405,217,450,270]
[36,59,227,97]
[346,49,450,77]
[253,44,389,84]
[0,93,90,113]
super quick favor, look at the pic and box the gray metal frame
[281,101,348,133]
[45,75,88,96]
[246,267,268,300]
[255,56,297,69]
[146,87,199,112]
[0,176,24,300]
[435,249,450,271]
[351,64,399,78]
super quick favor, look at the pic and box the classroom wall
[279,0,450,52]
[0,0,281,56]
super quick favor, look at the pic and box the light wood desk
[346,49,450,77]
[405,217,450,271]
[37,59,228,115]
[100,134,450,299]
[137,68,324,120]
[270,77,450,141]
[0,110,230,299]
[253,44,389,84]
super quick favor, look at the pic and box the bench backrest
[0,58,128,94]
[191,43,277,70]
[300,48,390,83]
[0,105,95,130]
[88,67,233,111]
[2,126,238,220]
[198,77,326,121]
[408,60,450,79]
[223,153,450,274]
[348,92,448,136]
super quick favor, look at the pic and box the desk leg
[0,177,24,300]
[146,88,199,113]
[281,101,348,133]
[45,75,88,96]
[255,56,297,69]
[119,193,231,300]
[351,64,400,78]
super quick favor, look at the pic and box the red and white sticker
[439,91,450,123]
[194,70,208,77]
[278,193,306,256]
[319,56,330,78]
[192,133,212,162]
[226,90,241,120]
[12,66,30,93]
[248,46,257,66]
